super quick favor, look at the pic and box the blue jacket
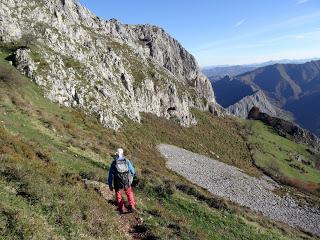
[108,156,135,188]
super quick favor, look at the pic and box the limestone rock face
[227,91,274,118]
[0,0,219,129]
[227,90,293,121]
[13,49,36,78]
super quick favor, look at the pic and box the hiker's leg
[125,187,135,209]
[115,189,124,211]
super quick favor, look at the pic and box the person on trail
[108,148,136,213]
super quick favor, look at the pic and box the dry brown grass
[279,176,320,196]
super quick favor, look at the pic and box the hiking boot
[127,205,136,213]
[118,207,125,214]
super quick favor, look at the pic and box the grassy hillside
[248,121,320,195]
[0,50,317,239]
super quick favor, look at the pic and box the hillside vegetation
[248,121,320,195]
[0,50,317,239]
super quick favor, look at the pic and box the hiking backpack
[114,159,133,189]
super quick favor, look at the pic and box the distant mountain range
[212,60,320,136]
[202,58,320,81]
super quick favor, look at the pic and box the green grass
[248,120,320,194]
[121,110,259,177]
[0,126,124,239]
[29,47,50,73]
[0,50,316,239]
[0,56,125,239]
[62,56,83,71]
[162,192,292,240]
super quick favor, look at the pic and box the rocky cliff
[0,0,219,129]
[227,90,277,118]
[227,90,293,121]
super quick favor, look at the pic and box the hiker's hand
[109,186,113,191]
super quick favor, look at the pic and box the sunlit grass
[0,50,315,239]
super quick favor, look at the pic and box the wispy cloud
[235,19,245,27]
[293,35,305,39]
[233,30,320,50]
[233,43,268,50]
[198,48,320,66]
[244,49,320,64]
[195,11,320,52]
[297,0,309,4]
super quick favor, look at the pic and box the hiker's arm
[127,160,135,176]
[107,162,115,188]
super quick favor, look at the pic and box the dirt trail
[83,180,148,240]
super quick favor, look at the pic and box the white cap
[116,148,124,157]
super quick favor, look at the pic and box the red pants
[115,187,135,210]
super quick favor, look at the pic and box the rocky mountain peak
[0,0,219,129]
[226,90,292,121]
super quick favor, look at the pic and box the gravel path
[157,144,320,236]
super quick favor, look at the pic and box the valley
[212,61,320,136]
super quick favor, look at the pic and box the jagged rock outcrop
[248,107,320,152]
[227,90,292,121]
[227,90,277,118]
[0,0,219,129]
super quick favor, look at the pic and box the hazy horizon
[201,57,320,68]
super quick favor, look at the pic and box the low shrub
[0,166,25,182]
[176,184,228,210]
[79,171,95,180]
[153,181,175,199]
[60,172,82,185]
[279,177,320,196]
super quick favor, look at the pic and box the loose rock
[158,144,320,236]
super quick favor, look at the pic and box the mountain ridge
[0,0,220,129]
[226,90,294,121]
[213,60,320,136]
[203,58,320,80]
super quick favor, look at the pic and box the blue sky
[78,0,320,67]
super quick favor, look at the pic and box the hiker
[108,148,136,213]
